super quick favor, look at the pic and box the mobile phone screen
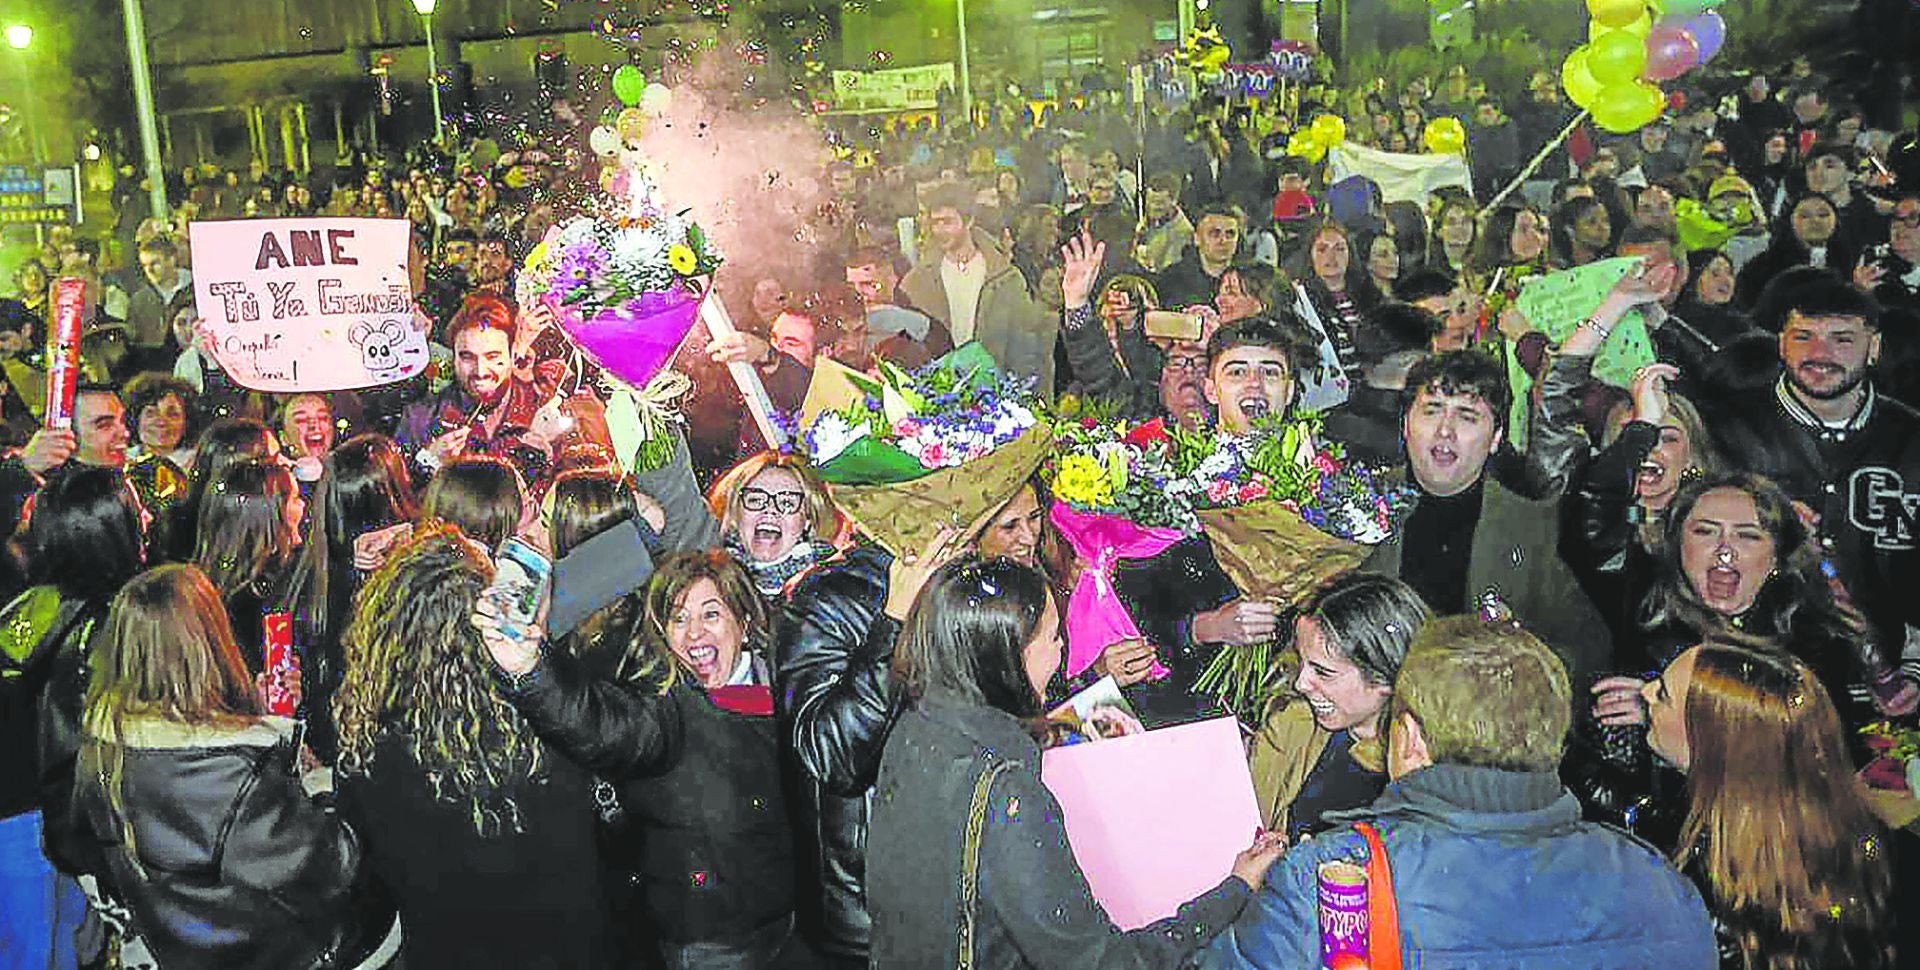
[491,537,553,627]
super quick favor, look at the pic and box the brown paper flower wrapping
[828,424,1054,558]
[1196,500,1371,607]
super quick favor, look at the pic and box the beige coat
[899,229,1057,395]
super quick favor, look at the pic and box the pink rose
[1314,453,1341,476]
[1206,479,1234,503]
[920,442,947,465]
[1238,481,1269,503]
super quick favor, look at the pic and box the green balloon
[1586,28,1648,85]
[612,65,646,107]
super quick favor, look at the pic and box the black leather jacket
[73,717,391,969]
[773,543,901,959]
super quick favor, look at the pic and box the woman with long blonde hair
[332,522,613,969]
[74,564,393,969]
[1643,640,1897,970]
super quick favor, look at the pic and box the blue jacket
[1200,763,1718,970]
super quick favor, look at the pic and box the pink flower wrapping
[1051,501,1187,678]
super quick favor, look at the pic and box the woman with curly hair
[1643,641,1898,970]
[333,522,615,969]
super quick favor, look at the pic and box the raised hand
[1060,231,1107,311]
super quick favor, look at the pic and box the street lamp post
[121,0,169,221]
[5,24,36,164]
[411,0,445,144]
[954,0,972,125]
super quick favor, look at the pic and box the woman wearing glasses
[706,452,847,598]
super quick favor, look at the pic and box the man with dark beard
[1704,273,1920,713]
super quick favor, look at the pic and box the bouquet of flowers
[516,94,723,472]
[801,345,1050,557]
[1045,417,1194,680]
[1183,416,1417,720]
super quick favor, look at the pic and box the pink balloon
[1643,24,1700,82]
[1681,11,1725,63]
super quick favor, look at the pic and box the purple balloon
[559,287,703,390]
[1682,11,1726,63]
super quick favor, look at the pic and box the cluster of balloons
[1561,0,1727,133]
[1286,113,1467,161]
[589,64,676,157]
[1285,114,1348,163]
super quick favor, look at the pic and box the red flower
[1124,418,1171,450]
[1206,479,1235,503]
[1237,480,1269,503]
[1081,417,1099,429]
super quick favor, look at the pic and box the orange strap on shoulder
[1354,821,1403,970]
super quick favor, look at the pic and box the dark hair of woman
[542,469,647,670]
[285,434,419,649]
[1550,195,1607,265]
[194,460,299,600]
[549,469,639,558]
[1471,202,1545,274]
[27,466,146,604]
[169,418,275,561]
[422,456,522,551]
[892,555,1053,721]
[1299,571,1432,690]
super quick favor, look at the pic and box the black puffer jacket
[773,543,901,959]
[504,645,796,946]
[73,716,392,970]
[1112,536,1239,727]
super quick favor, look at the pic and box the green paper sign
[1504,257,1658,447]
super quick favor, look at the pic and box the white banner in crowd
[189,217,429,393]
[1327,143,1474,206]
[829,62,956,113]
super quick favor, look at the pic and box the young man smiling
[1704,274,1920,713]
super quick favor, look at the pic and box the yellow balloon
[1589,8,1653,39]
[1561,48,1605,109]
[615,107,648,143]
[1286,131,1327,163]
[1309,114,1347,148]
[1590,80,1667,133]
[1423,117,1467,155]
[1586,0,1646,29]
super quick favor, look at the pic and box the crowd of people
[1,38,1918,970]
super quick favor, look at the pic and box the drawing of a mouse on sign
[349,318,426,384]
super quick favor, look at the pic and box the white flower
[1342,506,1390,544]
[807,413,868,465]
